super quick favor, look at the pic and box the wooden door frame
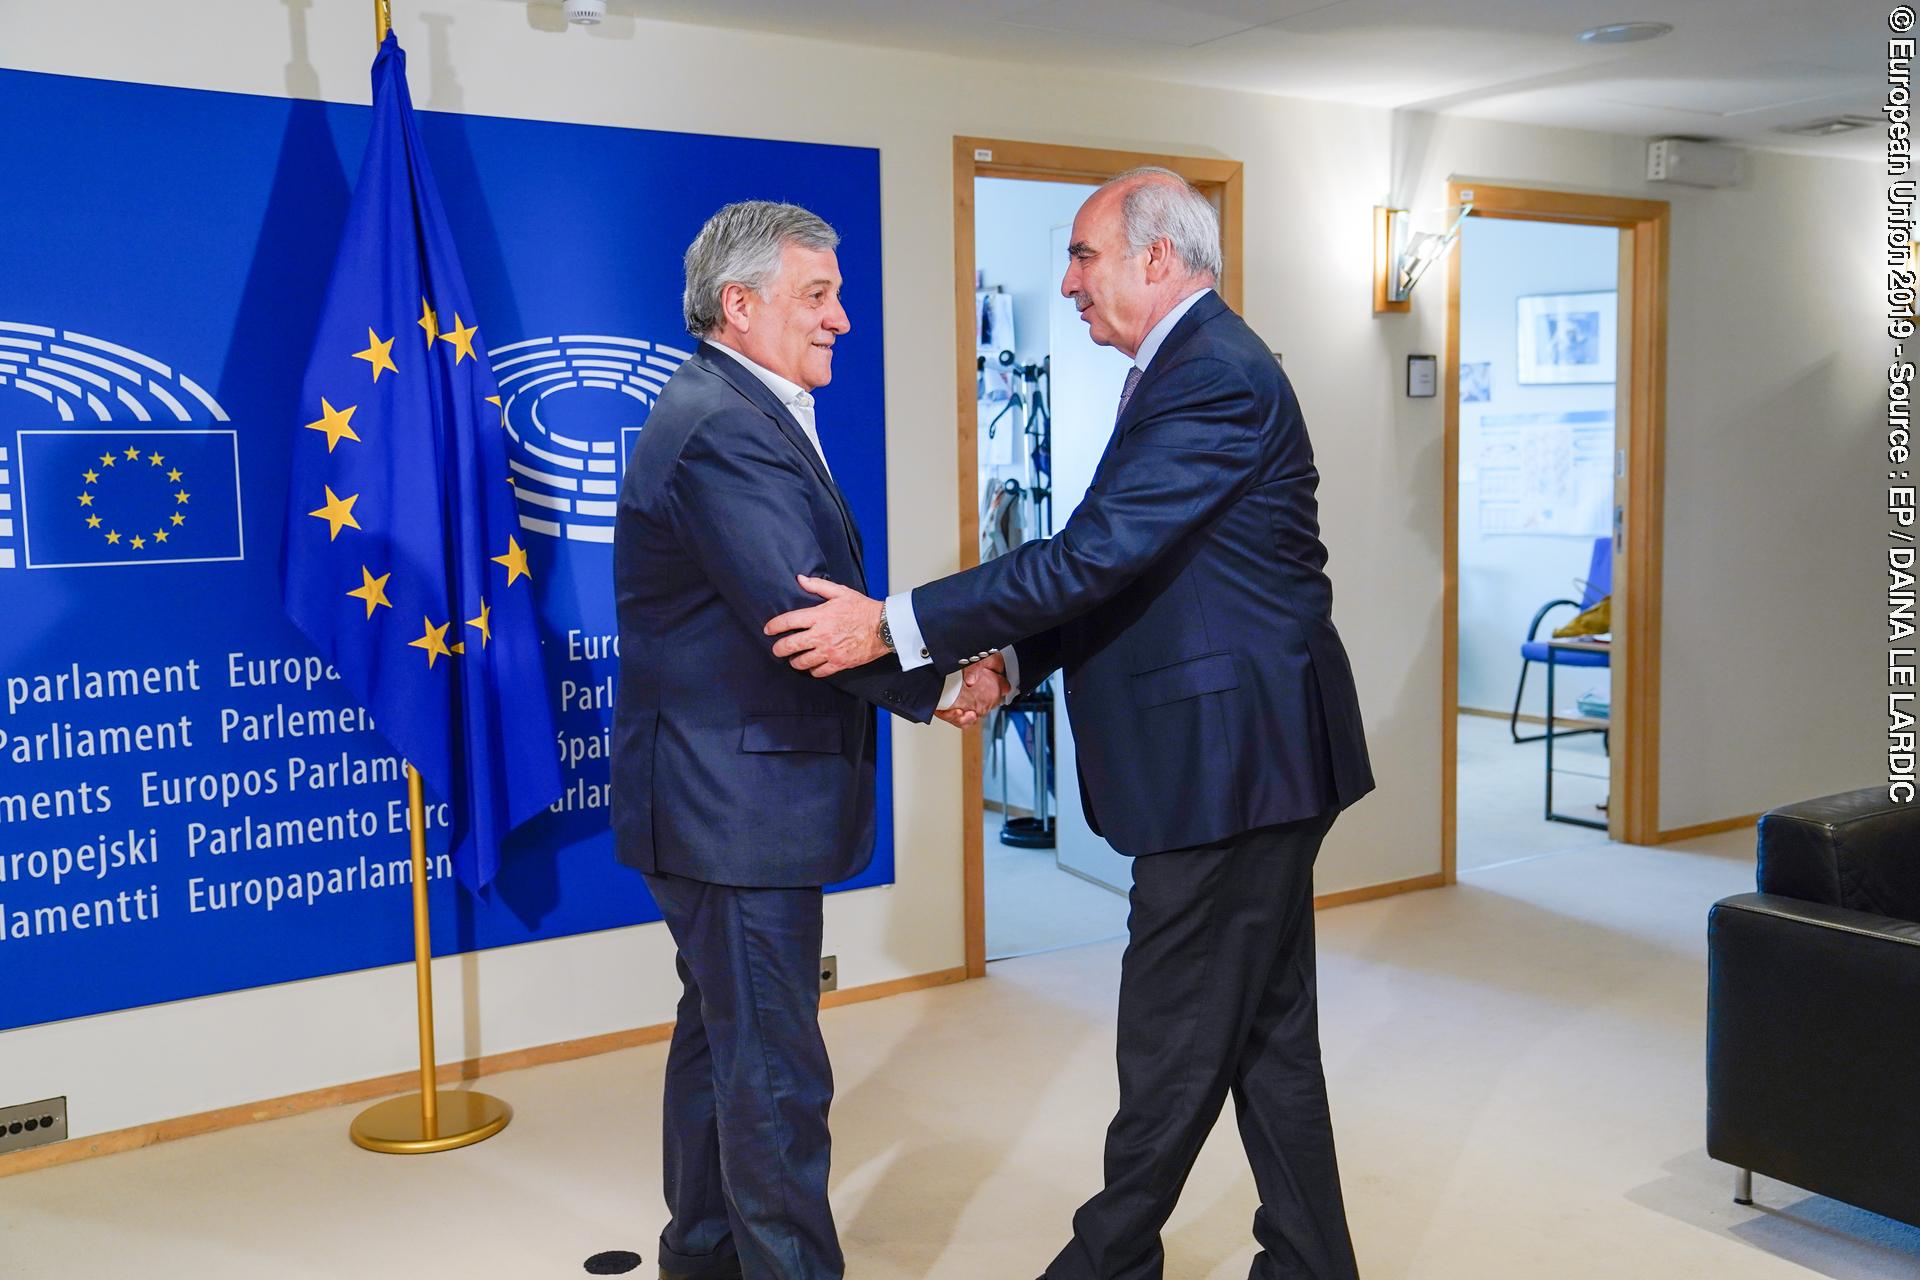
[951,137,1244,977]
[1440,181,1670,881]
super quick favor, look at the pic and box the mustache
[1069,292,1093,311]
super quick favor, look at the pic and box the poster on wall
[1475,410,1613,537]
[0,69,895,1032]
[1516,291,1616,385]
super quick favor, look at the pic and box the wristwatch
[877,606,896,654]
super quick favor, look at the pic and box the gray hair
[682,201,840,337]
[1099,165,1222,282]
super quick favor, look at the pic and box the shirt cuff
[936,671,964,711]
[1001,646,1021,702]
[885,592,935,671]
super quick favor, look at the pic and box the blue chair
[1511,536,1611,745]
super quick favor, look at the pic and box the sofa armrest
[1758,789,1920,920]
[1707,893,1920,1228]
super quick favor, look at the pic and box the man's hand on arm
[763,580,1014,727]
[764,574,890,676]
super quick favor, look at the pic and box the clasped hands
[764,575,1008,728]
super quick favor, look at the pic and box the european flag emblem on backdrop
[282,34,562,890]
[17,429,243,568]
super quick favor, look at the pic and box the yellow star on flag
[175,489,191,505]
[148,452,164,466]
[466,598,492,647]
[442,312,478,364]
[167,468,182,483]
[85,515,102,529]
[353,328,398,381]
[309,486,360,540]
[408,617,453,668]
[98,452,115,468]
[418,297,439,347]
[82,468,98,484]
[153,529,169,544]
[77,492,93,507]
[491,536,531,586]
[304,398,360,452]
[130,535,145,549]
[105,530,120,544]
[123,446,141,460]
[451,640,467,655]
[170,512,185,527]
[485,394,505,427]
[347,565,393,619]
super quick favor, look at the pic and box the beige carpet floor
[983,807,1129,960]
[5,830,1918,1278]
[1454,710,1612,872]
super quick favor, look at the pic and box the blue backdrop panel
[0,68,896,1031]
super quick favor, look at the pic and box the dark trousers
[1045,811,1360,1280]
[643,871,841,1280]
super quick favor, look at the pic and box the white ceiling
[584,0,1887,159]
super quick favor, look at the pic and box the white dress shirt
[712,341,969,710]
[886,287,1216,701]
[710,341,831,476]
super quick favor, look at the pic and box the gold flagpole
[350,0,511,1155]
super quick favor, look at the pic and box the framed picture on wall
[1460,360,1492,403]
[1516,290,1616,385]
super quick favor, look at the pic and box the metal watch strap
[877,607,896,654]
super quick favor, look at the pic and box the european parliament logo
[490,332,689,545]
[0,321,243,570]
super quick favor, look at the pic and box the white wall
[0,0,1883,1138]
[1457,217,1619,717]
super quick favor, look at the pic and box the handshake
[763,574,1011,729]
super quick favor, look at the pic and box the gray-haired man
[765,168,1371,1279]
[612,201,1006,1280]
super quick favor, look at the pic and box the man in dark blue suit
[613,201,1006,1280]
[766,169,1374,1279]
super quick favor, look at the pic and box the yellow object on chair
[1552,595,1610,639]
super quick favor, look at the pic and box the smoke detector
[563,0,606,24]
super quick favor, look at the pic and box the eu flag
[17,429,243,569]
[282,34,562,890]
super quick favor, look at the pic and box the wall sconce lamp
[1373,203,1472,314]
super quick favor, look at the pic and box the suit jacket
[912,292,1373,856]
[612,343,942,887]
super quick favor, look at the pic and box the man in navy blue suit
[613,201,1006,1280]
[766,168,1374,1279]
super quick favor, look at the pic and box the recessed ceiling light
[1578,22,1675,44]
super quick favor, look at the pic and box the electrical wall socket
[0,1096,68,1155]
[818,954,838,993]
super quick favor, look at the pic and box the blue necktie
[1116,364,1143,424]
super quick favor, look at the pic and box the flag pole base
[349,1090,511,1154]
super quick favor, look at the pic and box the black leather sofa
[1707,788,1920,1227]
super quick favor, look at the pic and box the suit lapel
[1090,293,1221,495]
[1114,291,1228,436]
[1089,292,1231,491]
[695,344,867,583]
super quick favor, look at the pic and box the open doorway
[1453,215,1620,868]
[951,138,1244,974]
[972,174,1131,959]
[1443,184,1670,878]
